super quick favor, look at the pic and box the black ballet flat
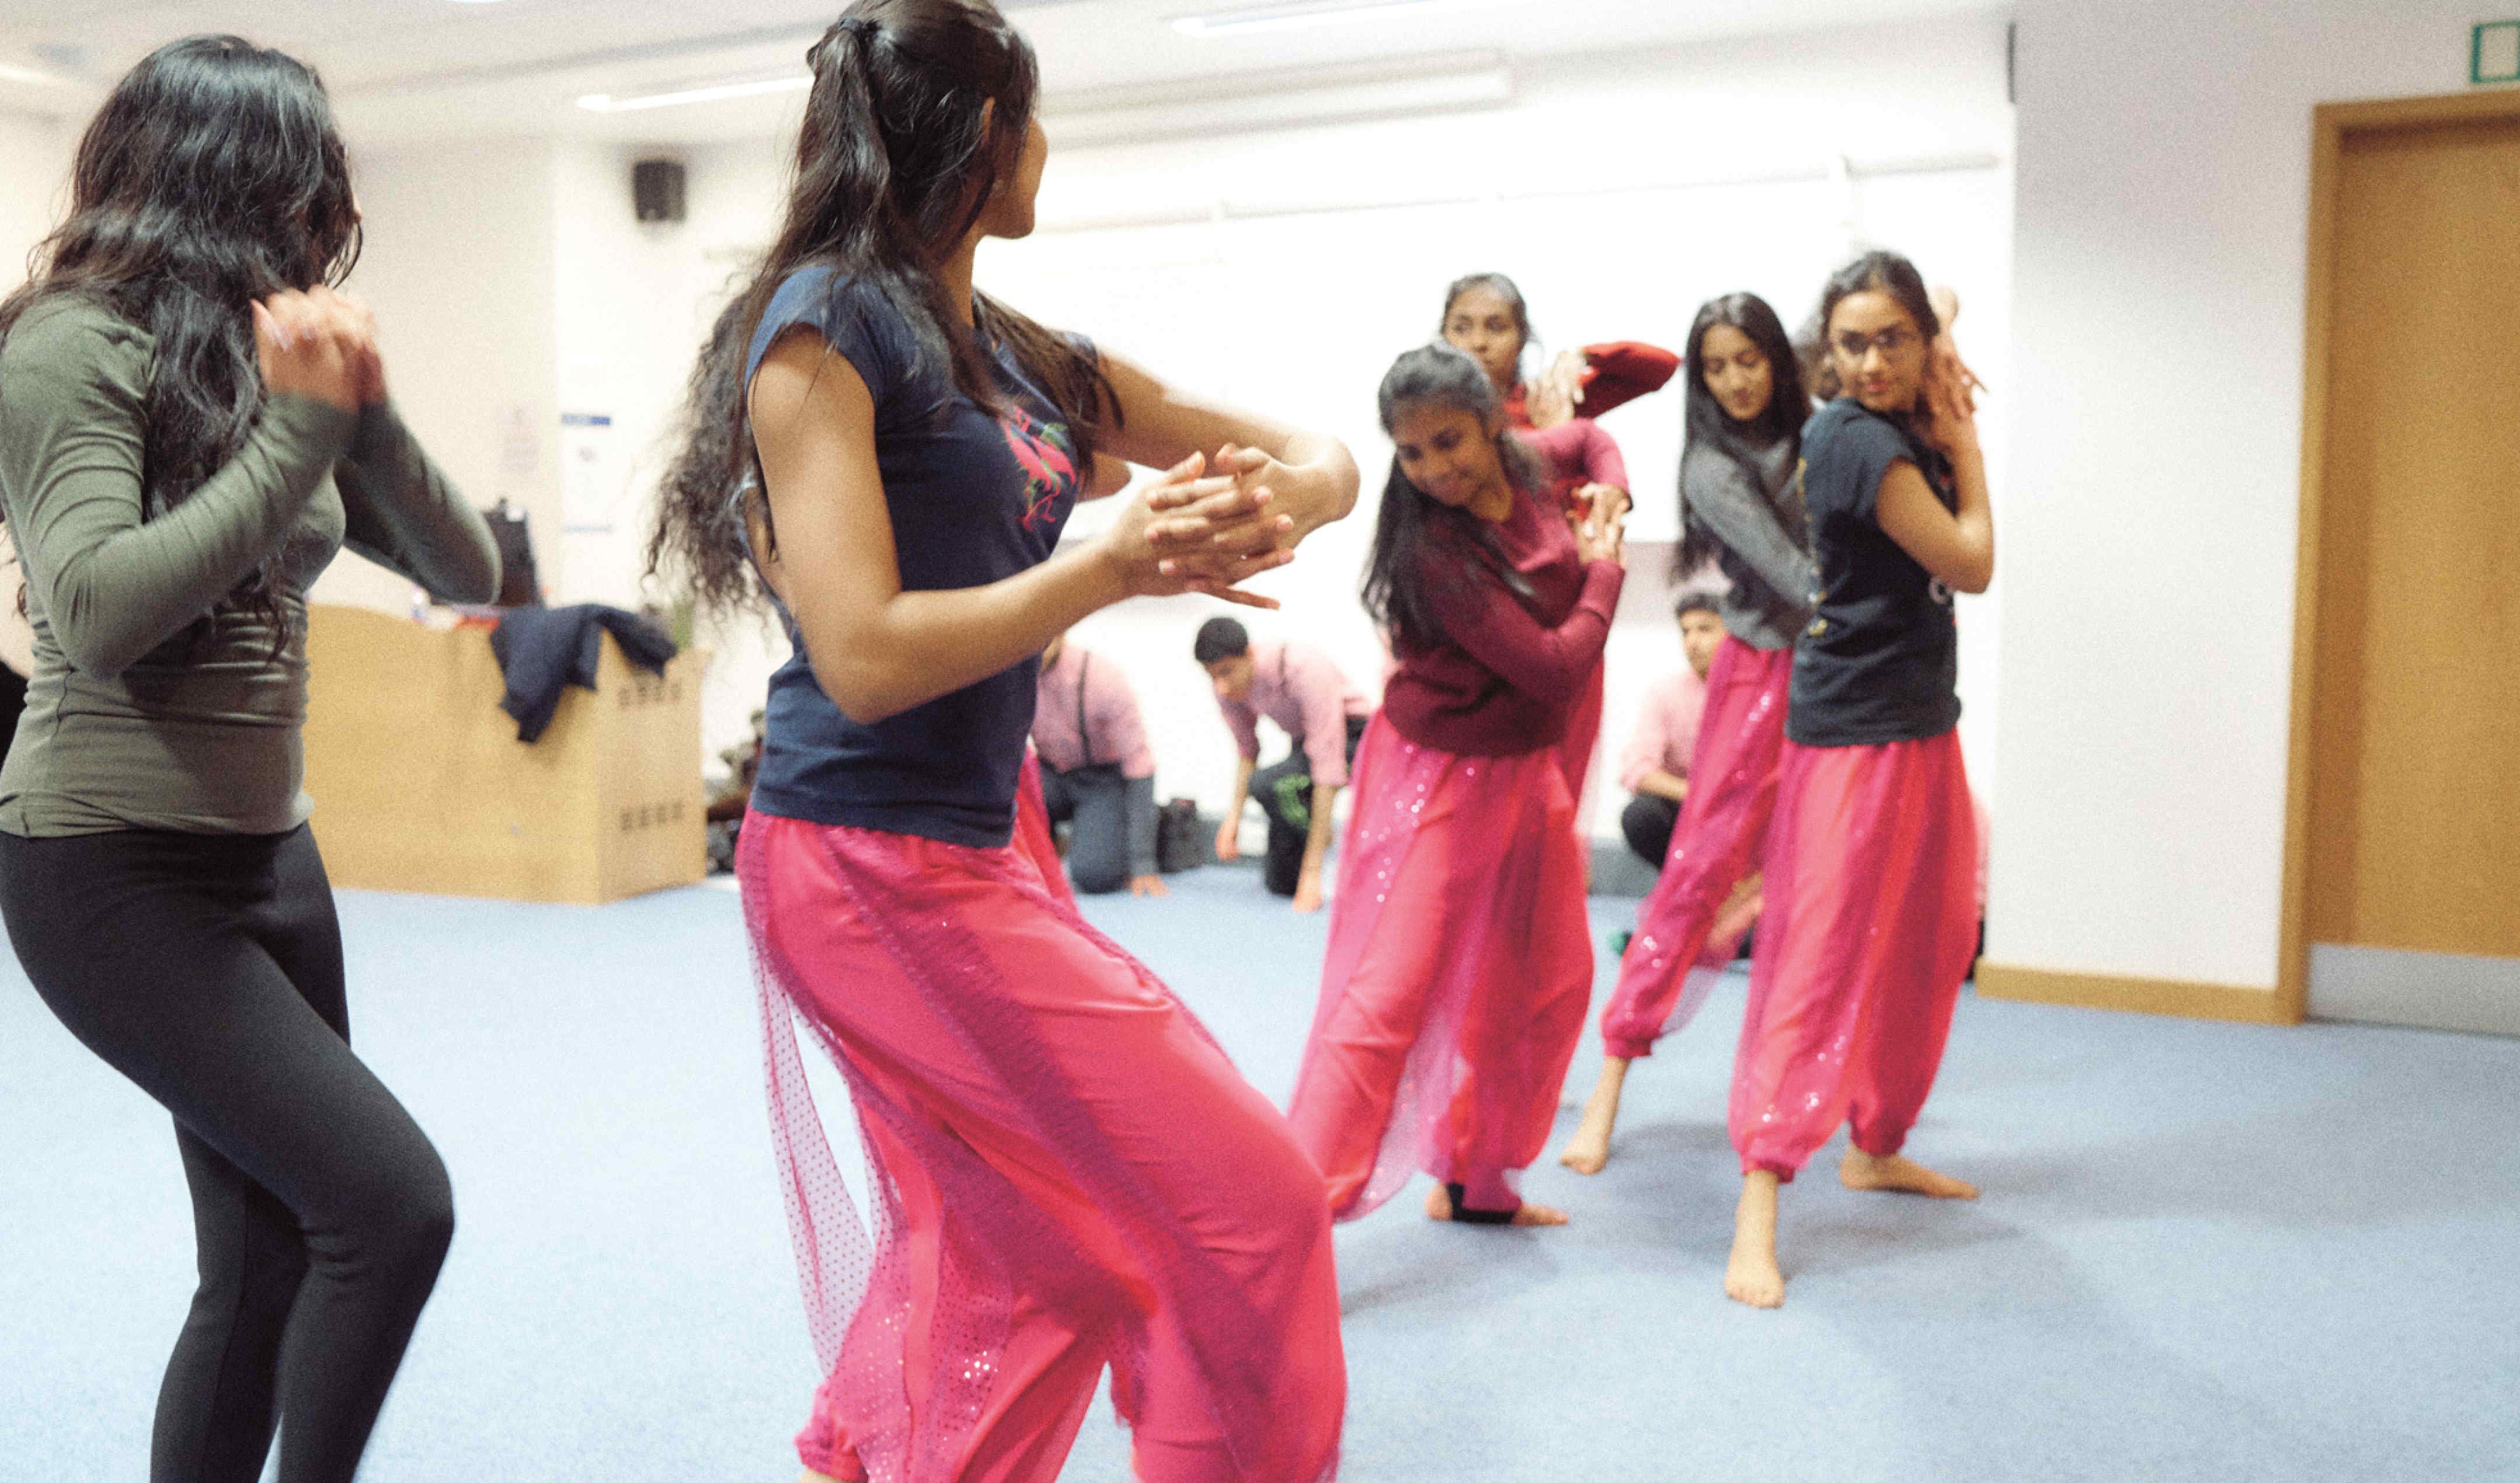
[1445,1182,1516,1225]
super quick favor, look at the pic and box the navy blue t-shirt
[1786,398,1962,748]
[742,266,1085,846]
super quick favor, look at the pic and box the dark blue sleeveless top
[742,266,1085,846]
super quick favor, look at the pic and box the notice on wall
[497,403,540,486]
[561,412,619,534]
[2476,22,2520,85]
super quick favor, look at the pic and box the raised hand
[1527,349,1587,430]
[1918,346,1982,458]
[252,289,363,412]
[311,285,388,407]
[1926,282,1984,423]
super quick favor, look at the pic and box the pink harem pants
[738,812,1345,1483]
[1598,637,1788,1060]
[1288,717,1593,1220]
[1728,730,1979,1181]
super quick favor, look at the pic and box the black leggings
[0,826,453,1483]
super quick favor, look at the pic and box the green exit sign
[2476,21,2520,83]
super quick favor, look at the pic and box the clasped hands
[1919,335,1984,457]
[252,285,388,413]
[1567,482,1629,566]
[1920,284,1985,455]
[1109,445,1314,609]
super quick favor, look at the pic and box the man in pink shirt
[1618,594,1728,868]
[1194,617,1372,913]
[1032,632,1164,896]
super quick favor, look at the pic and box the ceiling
[0,0,2003,147]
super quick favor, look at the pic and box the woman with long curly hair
[0,35,497,1483]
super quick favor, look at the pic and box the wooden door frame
[2281,88,2520,1022]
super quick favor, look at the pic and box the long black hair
[1359,343,1546,653]
[649,0,1115,614]
[1438,270,1536,386]
[0,35,361,641]
[1676,291,1808,575]
[1803,248,1941,403]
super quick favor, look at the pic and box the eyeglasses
[1830,326,1920,361]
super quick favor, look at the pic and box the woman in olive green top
[0,37,497,1483]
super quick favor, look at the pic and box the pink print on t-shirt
[1002,412,1078,532]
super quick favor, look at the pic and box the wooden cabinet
[302,604,705,903]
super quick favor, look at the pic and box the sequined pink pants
[1599,637,1788,1060]
[739,813,1345,1483]
[1728,731,1979,1180]
[1289,718,1593,1220]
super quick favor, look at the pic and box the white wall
[549,135,792,773]
[0,109,68,675]
[321,138,562,614]
[0,109,67,293]
[1995,0,2500,991]
[329,134,796,774]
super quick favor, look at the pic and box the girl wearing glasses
[1559,291,1817,1177]
[1722,250,1991,1310]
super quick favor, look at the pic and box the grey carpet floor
[4,866,2515,1481]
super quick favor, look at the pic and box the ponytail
[650,0,1116,614]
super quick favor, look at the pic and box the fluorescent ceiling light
[0,61,64,86]
[1174,0,1526,37]
[577,74,809,113]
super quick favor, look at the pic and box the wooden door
[2297,97,2520,1033]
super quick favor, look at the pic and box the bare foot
[1725,1172,1785,1308]
[1839,1150,1979,1199]
[1424,1183,1570,1226]
[1557,1057,1631,1175]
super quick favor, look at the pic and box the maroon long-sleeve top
[1524,416,1628,518]
[1379,478,1626,758]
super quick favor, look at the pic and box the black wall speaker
[632,159,686,224]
